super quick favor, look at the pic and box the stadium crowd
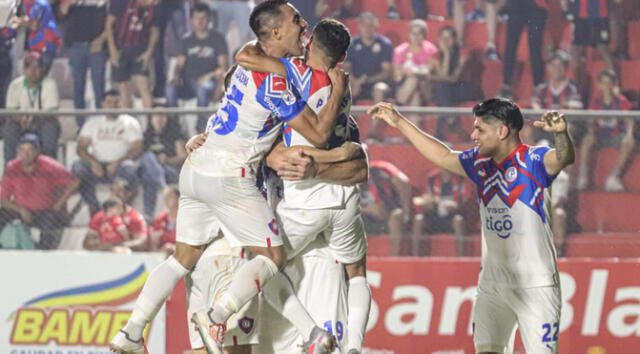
[0,0,638,257]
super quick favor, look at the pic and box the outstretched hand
[533,111,568,134]
[367,102,403,128]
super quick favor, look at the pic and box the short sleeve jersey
[192,66,306,175]
[458,144,559,288]
[277,57,359,209]
[589,94,632,134]
[181,30,228,82]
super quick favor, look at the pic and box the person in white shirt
[3,51,60,164]
[71,89,143,215]
[369,98,575,354]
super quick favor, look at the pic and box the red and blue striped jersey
[459,144,559,288]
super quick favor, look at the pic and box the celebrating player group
[109,1,575,354]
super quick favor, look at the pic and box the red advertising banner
[166,258,640,353]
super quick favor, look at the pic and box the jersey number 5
[208,84,244,135]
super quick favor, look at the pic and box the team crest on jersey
[237,317,255,334]
[505,166,518,182]
[282,89,296,105]
[268,219,279,235]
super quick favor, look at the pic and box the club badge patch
[238,317,255,334]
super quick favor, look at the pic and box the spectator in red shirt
[577,69,635,191]
[83,197,130,251]
[0,134,79,249]
[149,185,178,255]
[360,160,413,256]
[84,178,148,252]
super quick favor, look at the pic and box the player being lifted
[110,1,348,353]
[369,99,574,354]
[234,18,370,354]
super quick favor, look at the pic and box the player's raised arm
[285,67,348,147]
[368,102,466,176]
[533,111,576,175]
[235,41,287,76]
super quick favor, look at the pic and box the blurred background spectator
[83,178,147,252]
[577,69,634,191]
[149,184,178,255]
[393,19,437,118]
[453,0,499,60]
[201,0,252,56]
[72,89,142,215]
[140,104,186,220]
[412,166,470,257]
[561,0,615,103]
[11,0,61,72]
[0,134,78,249]
[361,160,412,256]
[429,25,482,139]
[59,0,108,127]
[106,0,161,108]
[166,2,228,133]
[500,0,548,100]
[4,52,60,164]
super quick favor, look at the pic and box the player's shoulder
[524,144,550,163]
[459,147,480,161]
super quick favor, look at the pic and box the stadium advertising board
[1,251,166,354]
[362,258,640,353]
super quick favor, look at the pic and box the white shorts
[277,190,367,264]
[473,282,561,354]
[187,247,260,349]
[255,248,348,353]
[176,162,283,248]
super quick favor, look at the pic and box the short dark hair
[312,19,351,67]
[191,2,211,17]
[598,69,618,83]
[104,89,119,98]
[249,0,288,40]
[102,197,123,212]
[472,98,524,132]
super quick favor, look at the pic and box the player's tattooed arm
[534,111,576,175]
[235,41,287,76]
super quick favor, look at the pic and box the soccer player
[235,19,371,354]
[368,99,575,354]
[110,1,348,353]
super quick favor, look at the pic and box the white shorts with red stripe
[176,162,283,248]
[255,243,348,353]
[187,239,260,349]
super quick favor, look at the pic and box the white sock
[124,256,188,340]
[347,276,371,351]
[263,271,316,340]
[209,255,279,324]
